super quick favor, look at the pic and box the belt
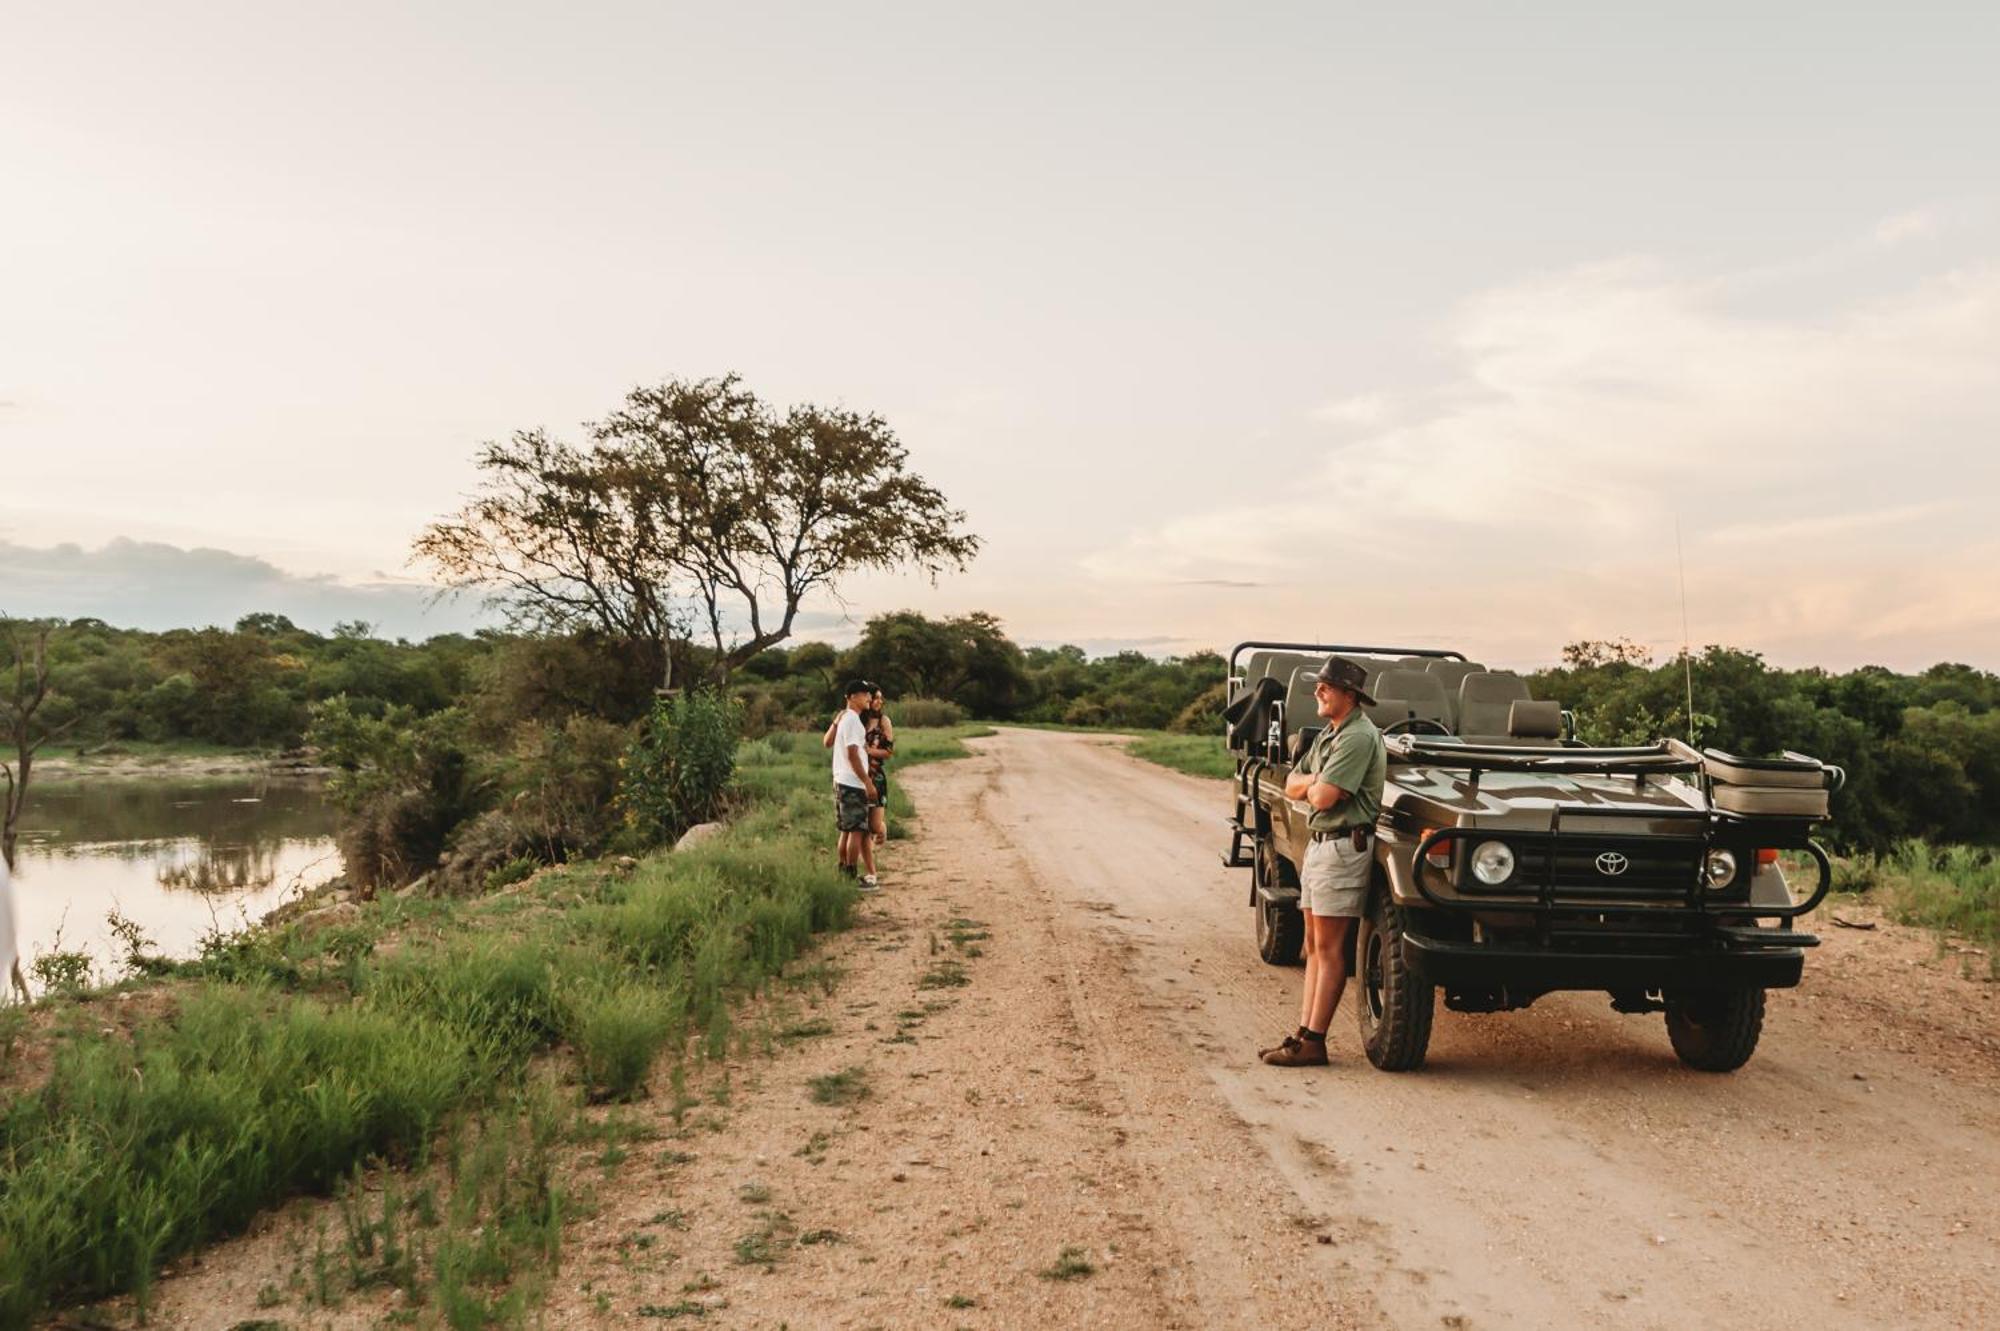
[1311,826,1373,846]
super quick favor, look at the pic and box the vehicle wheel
[1254,839,1303,966]
[1664,989,1765,1072]
[1357,892,1434,1071]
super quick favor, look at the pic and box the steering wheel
[1382,717,1452,737]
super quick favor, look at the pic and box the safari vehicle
[1221,641,1840,1073]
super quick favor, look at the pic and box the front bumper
[1402,932,1806,991]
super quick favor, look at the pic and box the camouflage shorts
[834,783,871,833]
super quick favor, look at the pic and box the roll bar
[1227,640,1469,675]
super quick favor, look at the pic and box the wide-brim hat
[1314,656,1377,707]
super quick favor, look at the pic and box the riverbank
[31,741,328,782]
[0,726,983,1328]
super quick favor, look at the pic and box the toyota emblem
[1595,851,1630,876]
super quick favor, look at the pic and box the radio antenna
[1675,517,1696,744]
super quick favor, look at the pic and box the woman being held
[865,688,895,850]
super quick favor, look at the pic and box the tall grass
[0,726,981,1327]
[1841,840,2000,961]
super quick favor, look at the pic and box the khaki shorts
[1300,836,1370,917]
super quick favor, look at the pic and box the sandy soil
[123,729,2000,1329]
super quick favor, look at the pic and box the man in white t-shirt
[829,679,879,890]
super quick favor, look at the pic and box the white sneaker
[859,874,880,892]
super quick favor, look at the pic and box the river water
[8,775,341,986]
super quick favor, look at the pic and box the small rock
[1851,1072,1867,1081]
[892,1172,908,1183]
[676,822,726,851]
[295,901,361,936]
[1317,1234,1333,1245]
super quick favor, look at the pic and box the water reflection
[9,775,341,985]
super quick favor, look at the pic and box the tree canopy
[415,375,979,685]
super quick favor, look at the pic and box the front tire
[1254,839,1303,966]
[1665,989,1765,1072]
[1357,891,1434,1071]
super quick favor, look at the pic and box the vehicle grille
[1506,837,1703,899]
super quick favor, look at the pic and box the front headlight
[1470,840,1516,886]
[1704,849,1740,890]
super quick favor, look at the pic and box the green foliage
[7,614,490,754]
[1124,732,1234,779]
[484,856,538,892]
[1534,645,2000,853]
[0,724,990,1326]
[309,699,488,889]
[1846,841,2000,959]
[892,696,966,728]
[619,691,741,844]
[567,983,676,1103]
[28,949,94,998]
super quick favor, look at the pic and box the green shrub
[619,690,741,844]
[310,699,489,890]
[892,697,965,728]
[1170,681,1228,734]
[28,950,94,998]
[485,856,539,892]
[567,983,675,1102]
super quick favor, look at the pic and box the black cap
[1314,657,1377,707]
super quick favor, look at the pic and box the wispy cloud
[1874,209,1941,247]
[1081,236,2000,669]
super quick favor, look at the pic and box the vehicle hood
[1385,766,1706,832]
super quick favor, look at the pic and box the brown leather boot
[1262,1034,1328,1067]
[1257,1033,1298,1059]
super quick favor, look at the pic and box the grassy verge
[1831,840,1999,974]
[0,726,983,1327]
[1123,732,1233,780]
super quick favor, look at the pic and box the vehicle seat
[1368,669,1455,734]
[1507,700,1563,746]
[1457,672,1532,741]
[1283,665,1326,740]
[1424,660,1485,723]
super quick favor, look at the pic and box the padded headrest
[1459,672,1531,704]
[1283,664,1328,737]
[1457,672,1534,739]
[1509,700,1563,739]
[1425,660,1485,686]
[1373,669,1451,708]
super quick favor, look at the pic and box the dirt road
[911,728,2000,1330]
[145,728,2000,1329]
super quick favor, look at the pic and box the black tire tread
[1360,894,1434,1072]
[1257,900,1305,966]
[1665,989,1765,1072]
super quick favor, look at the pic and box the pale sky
[3,3,1996,668]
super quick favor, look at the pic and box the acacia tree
[2,618,73,872]
[417,375,978,683]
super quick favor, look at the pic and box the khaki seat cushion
[1283,664,1328,739]
[1701,750,1828,790]
[1370,668,1455,733]
[1712,785,1831,818]
[1508,699,1564,742]
[1424,660,1486,720]
[1457,672,1532,739]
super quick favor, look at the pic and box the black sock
[1305,1027,1327,1042]
[1296,1025,1315,1042]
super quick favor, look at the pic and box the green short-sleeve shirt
[1300,709,1387,832]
